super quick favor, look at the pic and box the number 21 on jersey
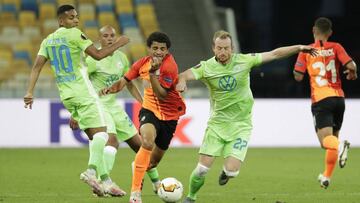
[312,59,336,86]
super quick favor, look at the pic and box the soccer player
[176,30,316,203]
[23,5,129,196]
[69,25,161,196]
[293,17,357,189]
[101,31,186,203]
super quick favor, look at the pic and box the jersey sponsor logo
[218,75,237,91]
[105,75,120,87]
[55,74,76,83]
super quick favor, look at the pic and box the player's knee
[93,131,109,142]
[194,163,210,177]
[223,167,240,178]
[107,135,119,148]
[141,136,154,150]
[322,135,339,150]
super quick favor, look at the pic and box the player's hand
[300,45,318,57]
[344,69,357,80]
[176,80,187,92]
[99,87,111,96]
[69,117,80,130]
[149,57,162,73]
[24,93,34,109]
[116,36,130,47]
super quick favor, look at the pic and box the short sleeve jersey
[38,27,93,100]
[191,53,262,125]
[294,40,352,103]
[125,54,185,121]
[86,50,130,105]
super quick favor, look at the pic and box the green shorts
[63,95,106,130]
[103,103,137,142]
[199,126,251,162]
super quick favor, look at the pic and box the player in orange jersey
[294,17,357,189]
[101,31,186,203]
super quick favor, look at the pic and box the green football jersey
[86,50,130,105]
[38,27,93,100]
[191,53,262,138]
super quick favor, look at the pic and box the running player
[293,17,357,189]
[176,30,316,203]
[69,25,161,196]
[101,31,186,203]
[23,5,129,196]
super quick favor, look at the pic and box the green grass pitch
[0,148,359,203]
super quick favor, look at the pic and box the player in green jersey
[69,25,161,196]
[177,30,317,203]
[23,5,129,196]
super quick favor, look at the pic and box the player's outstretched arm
[261,45,317,64]
[344,61,357,80]
[176,69,196,92]
[100,77,128,96]
[126,81,143,104]
[85,36,129,60]
[24,55,47,109]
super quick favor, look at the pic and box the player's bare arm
[261,45,317,64]
[176,69,196,92]
[126,81,143,104]
[85,36,129,60]
[69,117,80,130]
[24,55,48,109]
[149,57,168,100]
[100,77,128,96]
[343,61,357,80]
[293,70,304,82]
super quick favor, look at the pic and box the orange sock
[322,135,339,178]
[131,147,152,192]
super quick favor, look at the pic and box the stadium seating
[0,0,159,93]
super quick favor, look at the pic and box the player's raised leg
[338,140,350,168]
[130,124,155,203]
[317,128,339,189]
[184,155,214,202]
[80,127,109,196]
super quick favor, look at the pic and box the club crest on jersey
[218,75,237,91]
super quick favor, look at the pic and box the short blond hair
[212,30,232,45]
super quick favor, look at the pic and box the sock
[188,167,207,200]
[147,167,160,183]
[88,132,108,176]
[131,147,152,192]
[322,135,339,178]
[103,146,117,174]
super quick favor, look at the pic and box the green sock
[188,170,205,200]
[147,167,160,182]
[88,133,107,176]
[103,146,117,174]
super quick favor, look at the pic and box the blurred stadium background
[1,0,359,99]
[1,0,360,202]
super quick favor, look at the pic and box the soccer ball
[157,177,183,203]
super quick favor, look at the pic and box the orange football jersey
[294,40,352,103]
[125,54,185,120]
